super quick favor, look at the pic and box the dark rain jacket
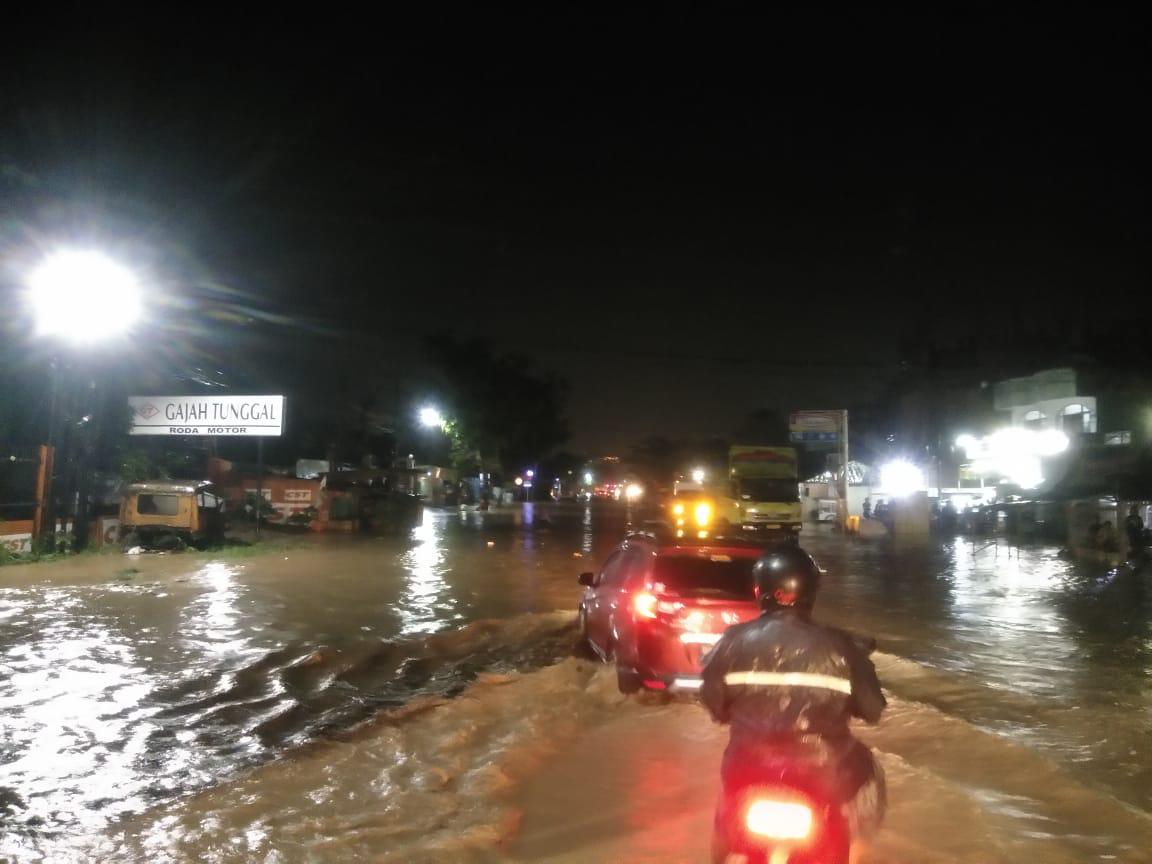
[700,608,886,801]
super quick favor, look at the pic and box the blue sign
[791,431,839,443]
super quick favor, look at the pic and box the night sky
[2,10,1149,455]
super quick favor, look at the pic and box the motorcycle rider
[701,545,886,863]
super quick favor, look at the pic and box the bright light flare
[691,467,706,484]
[583,472,593,485]
[745,799,813,841]
[694,501,714,527]
[955,428,1069,489]
[624,483,644,501]
[418,406,444,428]
[27,250,141,344]
[880,460,924,497]
[633,591,659,619]
[682,610,706,631]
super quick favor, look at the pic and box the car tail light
[744,799,813,841]
[633,591,659,619]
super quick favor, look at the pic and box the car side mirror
[578,571,596,587]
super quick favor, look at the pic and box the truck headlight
[694,501,713,527]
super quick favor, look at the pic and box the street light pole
[37,356,62,551]
[26,249,143,553]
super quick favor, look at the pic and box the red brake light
[633,591,659,619]
[745,800,813,840]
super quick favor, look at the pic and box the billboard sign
[729,446,798,480]
[129,395,284,437]
[789,410,843,444]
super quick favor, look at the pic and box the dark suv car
[577,532,765,694]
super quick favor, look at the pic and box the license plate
[679,632,722,645]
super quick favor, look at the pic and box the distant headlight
[625,483,644,501]
[694,501,713,527]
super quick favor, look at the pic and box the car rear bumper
[630,629,722,687]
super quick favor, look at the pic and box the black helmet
[752,546,821,614]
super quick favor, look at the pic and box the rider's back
[704,611,867,742]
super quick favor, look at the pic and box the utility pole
[255,437,264,539]
[840,409,850,531]
[32,444,54,546]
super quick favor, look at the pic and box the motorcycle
[712,635,879,864]
[713,765,851,864]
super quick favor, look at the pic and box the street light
[419,406,445,429]
[27,250,142,344]
[24,249,143,553]
[880,460,925,498]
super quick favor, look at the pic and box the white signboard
[789,410,843,444]
[0,531,33,556]
[129,395,284,437]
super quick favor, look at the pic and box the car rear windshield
[736,478,799,502]
[651,556,756,599]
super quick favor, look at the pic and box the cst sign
[129,395,284,437]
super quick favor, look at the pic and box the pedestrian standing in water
[1087,515,1102,548]
[1125,506,1145,551]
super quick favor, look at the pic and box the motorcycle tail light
[745,800,813,841]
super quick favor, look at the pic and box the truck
[666,446,802,541]
[724,445,802,538]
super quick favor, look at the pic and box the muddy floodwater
[2,503,1151,862]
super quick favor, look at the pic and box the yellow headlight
[672,503,684,516]
[694,501,713,527]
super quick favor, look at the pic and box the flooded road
[2,503,1151,861]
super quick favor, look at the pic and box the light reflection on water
[2,507,1151,859]
[183,562,246,655]
[0,509,602,858]
[0,589,155,836]
[813,531,1152,811]
[397,508,452,635]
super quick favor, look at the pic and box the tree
[628,436,683,489]
[733,409,788,445]
[421,333,569,475]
